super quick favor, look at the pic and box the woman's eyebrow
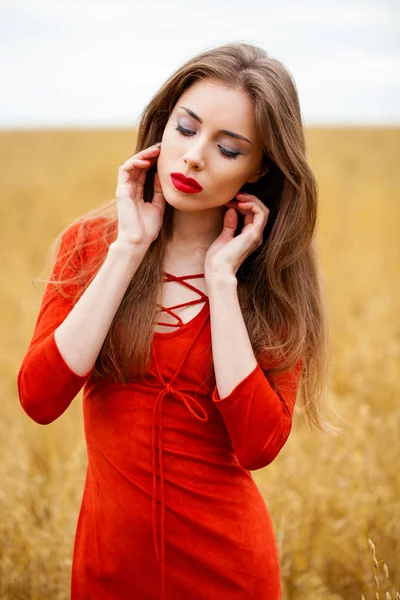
[179,106,253,145]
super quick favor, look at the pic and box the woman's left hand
[204,191,270,279]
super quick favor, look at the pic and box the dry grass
[0,127,399,599]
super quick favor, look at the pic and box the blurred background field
[0,127,399,599]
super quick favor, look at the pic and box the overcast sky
[1,0,399,128]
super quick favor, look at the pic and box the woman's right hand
[115,142,166,247]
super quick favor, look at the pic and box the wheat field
[0,128,399,599]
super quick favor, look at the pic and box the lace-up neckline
[153,272,209,339]
[150,272,211,598]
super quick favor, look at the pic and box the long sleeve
[212,355,302,471]
[17,222,95,425]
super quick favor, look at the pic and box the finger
[220,207,238,240]
[230,201,254,228]
[237,196,270,218]
[226,199,254,215]
[152,172,166,213]
[129,159,152,184]
[118,158,147,183]
[121,144,161,193]
[136,145,162,160]
[131,151,160,195]
[243,206,254,228]
[132,158,151,164]
[139,143,162,154]
[123,147,159,169]
[127,154,159,186]
[118,161,149,187]
[238,201,269,232]
[131,166,147,201]
[121,147,160,175]
[225,199,252,211]
[235,191,256,202]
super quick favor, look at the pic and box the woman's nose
[183,146,205,171]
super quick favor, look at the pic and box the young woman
[17,42,334,600]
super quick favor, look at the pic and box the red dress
[17,220,302,600]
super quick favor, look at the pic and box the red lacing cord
[155,272,207,329]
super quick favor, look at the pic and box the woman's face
[157,78,266,211]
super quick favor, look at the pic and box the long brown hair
[36,42,336,434]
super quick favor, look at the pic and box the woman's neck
[167,205,225,256]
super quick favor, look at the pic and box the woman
[17,42,335,600]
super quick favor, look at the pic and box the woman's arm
[17,222,148,425]
[18,143,166,425]
[207,273,302,471]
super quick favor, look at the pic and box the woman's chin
[163,187,203,210]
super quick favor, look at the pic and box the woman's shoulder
[62,216,116,261]
[65,215,115,244]
[53,216,116,294]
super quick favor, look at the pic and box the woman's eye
[174,124,241,160]
[217,145,240,160]
[175,123,195,137]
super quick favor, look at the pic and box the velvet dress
[17,219,302,600]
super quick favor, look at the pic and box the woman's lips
[170,173,203,194]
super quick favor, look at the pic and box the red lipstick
[170,172,203,194]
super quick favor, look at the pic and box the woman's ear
[247,152,271,183]
[247,164,269,184]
